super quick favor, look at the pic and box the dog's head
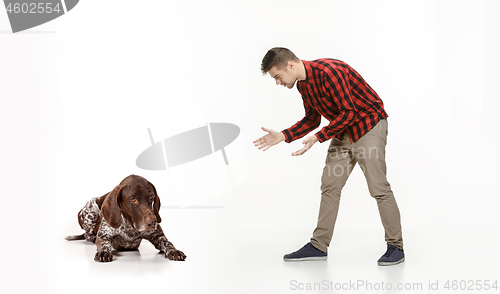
[101,175,161,231]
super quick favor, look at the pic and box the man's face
[268,64,297,89]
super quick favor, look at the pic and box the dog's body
[66,175,186,262]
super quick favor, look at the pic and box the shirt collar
[300,60,313,84]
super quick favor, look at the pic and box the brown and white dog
[66,175,186,262]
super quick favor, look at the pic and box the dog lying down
[66,175,186,262]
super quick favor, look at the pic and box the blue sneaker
[377,245,405,266]
[283,242,327,261]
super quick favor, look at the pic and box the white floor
[23,167,498,294]
[55,223,498,294]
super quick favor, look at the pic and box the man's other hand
[292,135,319,156]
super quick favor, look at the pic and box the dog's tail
[65,234,85,241]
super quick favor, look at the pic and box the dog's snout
[144,212,157,229]
[146,216,156,227]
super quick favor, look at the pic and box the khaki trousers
[310,119,403,252]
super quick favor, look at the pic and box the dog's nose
[145,215,157,229]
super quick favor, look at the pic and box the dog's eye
[129,197,138,203]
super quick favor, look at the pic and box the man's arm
[281,98,321,143]
[313,69,358,143]
[283,68,358,155]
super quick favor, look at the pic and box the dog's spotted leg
[94,219,115,262]
[146,225,186,261]
[94,237,113,262]
[78,198,101,243]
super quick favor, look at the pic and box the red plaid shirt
[282,59,388,143]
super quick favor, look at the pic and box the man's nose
[275,79,281,85]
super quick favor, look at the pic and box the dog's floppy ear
[101,185,123,229]
[149,181,161,223]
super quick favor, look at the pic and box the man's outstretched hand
[291,135,319,156]
[254,128,318,156]
[253,127,285,151]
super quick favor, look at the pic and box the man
[253,47,404,266]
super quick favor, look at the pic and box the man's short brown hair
[261,47,300,75]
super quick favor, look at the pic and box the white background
[0,0,498,293]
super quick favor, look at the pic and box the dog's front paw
[165,249,186,261]
[94,250,113,262]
